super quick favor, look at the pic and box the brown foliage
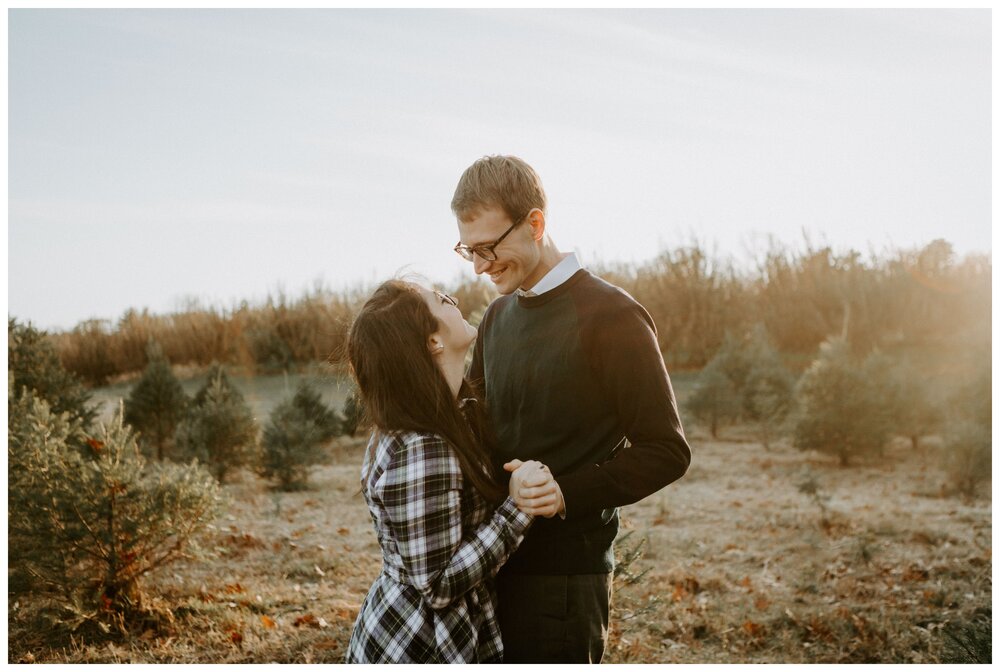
[47,239,990,385]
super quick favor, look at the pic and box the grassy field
[8,373,991,664]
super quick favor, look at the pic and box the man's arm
[553,300,691,519]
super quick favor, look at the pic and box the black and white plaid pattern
[346,430,533,663]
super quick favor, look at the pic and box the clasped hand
[504,459,565,518]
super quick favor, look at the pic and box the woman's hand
[504,459,565,518]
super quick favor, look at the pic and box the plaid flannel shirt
[346,430,533,663]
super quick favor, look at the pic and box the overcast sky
[8,9,991,331]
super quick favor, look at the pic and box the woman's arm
[379,433,533,610]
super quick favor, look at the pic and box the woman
[344,279,552,664]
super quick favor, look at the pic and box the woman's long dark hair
[347,280,505,504]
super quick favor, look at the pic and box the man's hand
[504,459,565,518]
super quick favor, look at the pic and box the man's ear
[527,208,546,242]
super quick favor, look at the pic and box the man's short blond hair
[450,155,547,224]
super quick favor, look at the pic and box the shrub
[124,342,189,461]
[744,360,796,450]
[290,381,341,441]
[175,367,258,482]
[950,363,991,430]
[792,337,894,466]
[741,326,796,450]
[8,393,224,633]
[191,362,241,407]
[260,399,330,491]
[941,421,991,497]
[684,365,740,438]
[684,326,794,441]
[8,318,96,429]
[880,360,946,451]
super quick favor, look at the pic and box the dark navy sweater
[469,269,691,574]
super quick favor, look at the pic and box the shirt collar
[517,252,582,298]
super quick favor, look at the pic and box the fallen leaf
[337,527,350,536]
[260,615,277,629]
[230,631,243,645]
[313,639,340,651]
[294,614,319,628]
[754,596,771,610]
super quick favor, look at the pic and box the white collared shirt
[517,252,582,297]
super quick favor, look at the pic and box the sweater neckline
[515,269,590,307]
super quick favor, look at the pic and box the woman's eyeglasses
[434,290,458,307]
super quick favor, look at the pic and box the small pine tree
[882,359,945,452]
[8,392,224,631]
[192,362,243,407]
[792,337,894,466]
[950,363,991,430]
[744,361,796,451]
[124,341,189,461]
[708,331,757,394]
[684,364,741,438]
[741,326,796,450]
[175,369,258,483]
[260,400,330,491]
[290,381,341,441]
[685,325,793,441]
[941,421,991,497]
[342,388,365,437]
[8,318,97,429]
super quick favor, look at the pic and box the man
[450,155,691,663]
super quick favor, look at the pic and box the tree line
[48,239,990,387]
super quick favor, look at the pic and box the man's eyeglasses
[434,290,458,307]
[453,212,529,262]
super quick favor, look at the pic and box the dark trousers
[496,571,613,663]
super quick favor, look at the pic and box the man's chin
[495,276,522,296]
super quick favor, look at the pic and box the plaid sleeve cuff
[497,495,534,537]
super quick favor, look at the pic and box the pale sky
[8,9,992,331]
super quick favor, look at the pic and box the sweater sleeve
[556,300,691,519]
[380,433,533,610]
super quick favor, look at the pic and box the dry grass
[45,241,992,385]
[8,428,991,663]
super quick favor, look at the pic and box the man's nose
[473,254,491,275]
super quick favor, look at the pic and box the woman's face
[417,285,478,355]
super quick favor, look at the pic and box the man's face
[456,207,542,296]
